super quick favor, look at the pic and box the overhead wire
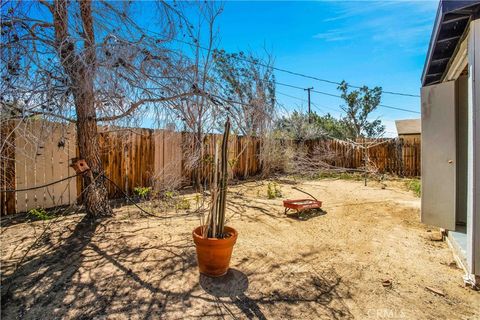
[208,93,396,145]
[275,82,420,114]
[140,28,422,115]
[141,28,421,117]
[169,37,421,98]
[276,91,339,114]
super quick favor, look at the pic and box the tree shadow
[1,215,99,318]
[286,208,327,221]
[226,197,286,223]
[2,210,353,320]
[1,214,199,319]
[200,269,268,320]
[198,261,352,320]
[0,205,80,229]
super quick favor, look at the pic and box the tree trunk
[52,0,112,218]
[75,92,113,218]
[75,93,112,218]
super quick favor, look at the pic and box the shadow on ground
[198,263,352,320]
[1,211,352,319]
[200,269,249,297]
[286,208,327,221]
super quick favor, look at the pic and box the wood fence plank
[15,123,27,213]
[0,120,16,215]
[39,122,54,209]
[66,124,77,204]
[52,125,68,206]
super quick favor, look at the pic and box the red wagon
[283,198,322,215]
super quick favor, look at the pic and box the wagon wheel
[297,207,324,219]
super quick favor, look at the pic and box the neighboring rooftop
[395,119,421,135]
[421,0,480,86]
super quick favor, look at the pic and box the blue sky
[29,0,439,135]
[209,0,438,136]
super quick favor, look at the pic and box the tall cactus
[206,118,230,238]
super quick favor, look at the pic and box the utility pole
[304,87,313,123]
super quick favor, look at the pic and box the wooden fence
[96,128,261,199]
[0,121,262,215]
[0,120,420,215]
[304,138,421,177]
[1,121,78,216]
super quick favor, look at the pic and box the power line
[275,82,420,114]
[207,89,399,142]
[169,38,421,98]
[276,91,340,114]
[142,30,421,114]
[143,28,422,105]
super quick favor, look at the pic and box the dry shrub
[271,139,380,179]
[259,135,295,177]
[151,164,185,192]
[282,141,343,177]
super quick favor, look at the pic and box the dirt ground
[1,177,479,320]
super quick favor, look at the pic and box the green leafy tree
[275,111,347,141]
[313,113,349,139]
[213,50,275,136]
[337,81,385,140]
[213,50,276,179]
[275,111,322,141]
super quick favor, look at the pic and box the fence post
[0,120,16,215]
[397,138,404,177]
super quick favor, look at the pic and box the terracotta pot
[192,226,238,277]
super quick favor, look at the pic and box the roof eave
[421,1,480,87]
[421,3,444,86]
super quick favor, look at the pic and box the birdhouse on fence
[70,158,90,174]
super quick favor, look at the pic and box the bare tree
[164,2,224,189]
[1,1,207,218]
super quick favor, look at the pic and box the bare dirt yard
[1,177,479,319]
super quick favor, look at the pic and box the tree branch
[78,0,96,66]
[53,0,80,80]
[38,0,54,13]
[96,91,197,122]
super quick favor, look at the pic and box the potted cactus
[192,118,238,277]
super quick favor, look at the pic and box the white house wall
[466,19,480,279]
[456,75,468,225]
